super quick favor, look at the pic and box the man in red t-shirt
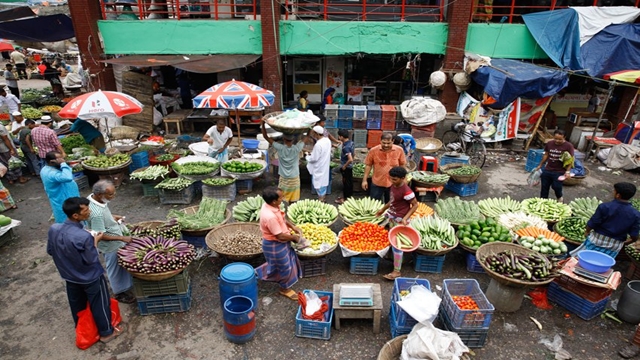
[534,129,574,203]
[376,166,418,280]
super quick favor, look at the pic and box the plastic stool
[420,156,438,172]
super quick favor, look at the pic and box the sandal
[334,197,344,204]
[383,271,401,281]
[100,322,127,343]
[278,289,298,301]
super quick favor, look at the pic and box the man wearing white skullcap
[306,125,332,202]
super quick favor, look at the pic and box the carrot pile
[515,226,564,242]
[410,203,434,219]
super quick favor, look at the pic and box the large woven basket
[129,268,184,282]
[205,222,264,261]
[263,112,313,135]
[220,159,267,180]
[410,171,449,188]
[440,163,482,184]
[377,335,408,360]
[414,137,442,154]
[476,242,555,288]
[176,207,231,237]
[553,220,585,246]
[295,239,339,259]
[110,126,140,140]
[563,167,590,186]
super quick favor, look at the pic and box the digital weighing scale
[573,264,613,284]
[339,284,374,307]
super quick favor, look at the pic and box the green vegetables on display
[411,171,450,184]
[167,198,228,230]
[522,198,572,222]
[128,219,182,239]
[477,197,522,218]
[434,197,482,225]
[555,217,587,243]
[410,216,457,250]
[625,245,640,262]
[338,197,385,224]
[20,106,43,120]
[130,165,170,181]
[394,232,414,250]
[172,161,220,175]
[60,134,87,154]
[481,250,553,282]
[352,163,366,178]
[519,235,568,255]
[457,217,512,249]
[155,154,175,162]
[568,197,602,221]
[497,212,548,233]
[202,177,235,187]
[222,160,263,173]
[83,154,130,168]
[154,177,193,191]
[445,165,481,176]
[632,199,640,212]
[233,196,285,222]
[287,199,338,225]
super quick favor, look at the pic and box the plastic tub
[577,250,615,273]
[242,139,260,150]
[388,225,420,252]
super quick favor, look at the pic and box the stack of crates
[135,270,193,315]
[353,129,368,148]
[390,278,430,337]
[525,149,544,172]
[367,105,381,121]
[295,290,334,340]
[324,104,339,119]
[353,105,367,121]
[439,279,494,348]
[547,275,612,320]
[337,105,353,129]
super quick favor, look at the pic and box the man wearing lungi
[261,123,305,203]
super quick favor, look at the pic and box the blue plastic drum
[219,262,258,313]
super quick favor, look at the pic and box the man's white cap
[312,125,324,134]
[11,111,21,116]
[40,115,52,123]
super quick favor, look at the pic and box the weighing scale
[573,264,613,284]
[339,284,374,307]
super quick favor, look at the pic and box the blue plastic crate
[439,310,489,348]
[353,105,367,120]
[324,104,339,118]
[389,304,413,338]
[353,129,367,148]
[442,279,494,329]
[366,119,381,130]
[324,118,337,129]
[349,256,379,275]
[338,105,354,118]
[295,290,333,340]
[236,179,253,194]
[338,119,353,129]
[527,149,544,162]
[391,278,431,328]
[525,162,538,173]
[440,155,470,167]
[465,252,485,273]
[367,105,382,120]
[547,282,609,320]
[137,285,192,315]
[182,234,206,248]
[414,254,445,273]
[72,171,84,178]
[129,151,150,173]
[395,120,411,132]
[445,180,478,197]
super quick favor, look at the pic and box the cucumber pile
[410,216,457,250]
[457,218,512,250]
[477,197,522,218]
[555,217,587,243]
[338,197,385,224]
[287,199,338,225]
[434,197,482,225]
[522,198,571,222]
[568,197,601,221]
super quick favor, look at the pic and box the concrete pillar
[260,0,283,111]
[68,0,117,91]
[440,0,473,112]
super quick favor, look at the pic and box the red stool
[419,156,438,172]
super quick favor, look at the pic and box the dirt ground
[1,114,639,359]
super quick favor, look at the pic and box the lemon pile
[297,223,337,250]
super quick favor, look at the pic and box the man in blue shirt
[41,151,80,223]
[336,129,354,204]
[47,197,126,344]
[571,182,640,258]
[68,119,106,152]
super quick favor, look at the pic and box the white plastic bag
[397,285,441,325]
[401,323,469,360]
[539,334,572,360]
[304,290,322,316]
[527,169,542,187]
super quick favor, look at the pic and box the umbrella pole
[586,82,614,160]
[235,110,242,150]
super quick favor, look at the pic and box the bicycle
[441,121,487,168]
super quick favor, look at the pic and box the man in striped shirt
[31,117,66,167]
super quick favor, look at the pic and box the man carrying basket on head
[261,123,305,203]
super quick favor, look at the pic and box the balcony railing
[472,0,640,24]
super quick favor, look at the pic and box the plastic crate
[129,151,150,173]
[381,105,397,121]
[525,162,538,173]
[158,185,195,205]
[395,120,411,132]
[442,279,494,329]
[74,175,89,190]
[141,182,160,197]
[353,105,367,120]
[324,118,337,129]
[525,149,544,172]
[137,285,193,315]
[547,282,609,320]
[367,105,382,120]
[380,119,395,131]
[440,155,470,167]
[295,290,333,340]
[338,105,354,119]
[236,179,253,194]
[439,309,489,348]
[0,228,16,247]
[394,105,403,120]
[414,254,445,273]
[72,171,84,178]
[202,181,236,202]
[465,252,485,273]
[132,270,190,298]
[183,234,206,248]
[324,104,339,119]
[389,303,413,338]
[352,119,367,129]
[367,130,383,148]
[349,256,379,275]
[366,119,381,130]
[391,278,431,329]
[353,129,368,148]
[445,180,478,197]
[338,119,353,129]
[554,275,613,303]
[301,257,327,278]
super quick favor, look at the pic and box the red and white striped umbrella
[58,90,144,119]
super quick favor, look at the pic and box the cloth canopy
[581,24,640,78]
[604,70,640,84]
[0,6,35,22]
[0,14,74,42]
[470,59,569,109]
[103,55,260,74]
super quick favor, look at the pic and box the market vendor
[10,111,24,136]
[256,187,305,301]
[296,90,309,111]
[261,123,305,203]
[0,122,29,185]
[203,119,233,163]
[41,151,79,223]
[533,129,574,203]
[362,132,406,203]
[570,182,640,258]
[306,125,332,202]
[65,118,106,153]
[0,87,20,121]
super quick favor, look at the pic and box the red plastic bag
[75,299,122,350]
[528,286,553,310]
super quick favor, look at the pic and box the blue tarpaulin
[523,9,582,71]
[581,24,640,78]
[470,59,569,109]
[0,14,74,42]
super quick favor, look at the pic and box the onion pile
[117,236,195,274]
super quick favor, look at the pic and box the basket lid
[220,262,255,283]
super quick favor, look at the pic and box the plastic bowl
[242,139,260,150]
[388,225,420,252]
[577,250,616,273]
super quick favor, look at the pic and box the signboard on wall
[457,91,520,143]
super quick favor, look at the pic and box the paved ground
[0,91,639,359]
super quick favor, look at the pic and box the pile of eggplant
[117,236,195,274]
[481,250,553,282]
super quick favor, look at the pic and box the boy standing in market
[376,166,418,280]
[19,120,39,176]
[335,129,354,204]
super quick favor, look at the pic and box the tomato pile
[452,295,480,310]
[339,222,389,252]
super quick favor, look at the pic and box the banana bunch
[568,197,601,221]
[478,196,522,218]
[338,197,385,224]
[287,199,338,225]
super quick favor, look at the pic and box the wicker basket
[263,111,313,135]
[440,163,482,184]
[476,242,555,288]
[205,222,264,261]
[220,159,267,180]
[339,213,388,227]
[553,221,585,246]
[129,268,184,282]
[415,235,459,256]
[295,241,339,259]
[377,335,408,360]
[110,126,140,140]
[405,160,417,172]
[415,137,442,154]
[410,171,449,188]
[175,207,231,237]
[563,167,590,186]
[81,159,132,174]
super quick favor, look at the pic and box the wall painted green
[97,20,263,54]
[280,21,448,55]
[465,23,548,59]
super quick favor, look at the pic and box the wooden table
[332,283,382,334]
[163,109,192,135]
